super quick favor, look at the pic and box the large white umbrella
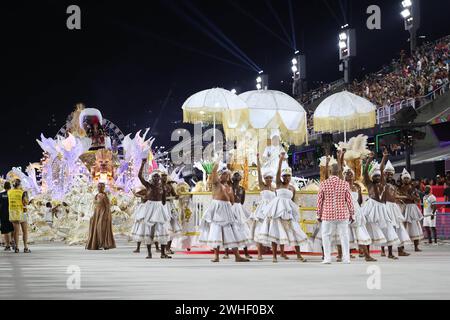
[228,90,308,145]
[313,90,376,141]
[182,88,248,152]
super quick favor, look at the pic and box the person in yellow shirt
[8,179,30,253]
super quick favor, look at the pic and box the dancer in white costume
[342,165,377,261]
[198,162,250,263]
[249,154,276,260]
[161,171,182,255]
[130,159,171,259]
[257,152,307,263]
[399,168,424,251]
[224,171,252,259]
[383,159,411,257]
[361,153,397,254]
[131,188,148,253]
[261,129,288,177]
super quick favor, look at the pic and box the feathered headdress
[319,156,337,167]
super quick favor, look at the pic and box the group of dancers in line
[129,147,426,263]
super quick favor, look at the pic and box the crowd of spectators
[348,36,450,109]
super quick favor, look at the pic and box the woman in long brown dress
[86,183,116,250]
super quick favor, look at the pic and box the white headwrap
[384,160,395,173]
[218,163,230,175]
[262,168,275,179]
[281,167,292,176]
[368,161,381,180]
[270,129,281,140]
[401,168,411,180]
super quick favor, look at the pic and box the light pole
[400,0,420,54]
[292,52,306,98]
[256,71,268,90]
[338,25,356,84]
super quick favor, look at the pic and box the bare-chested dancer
[361,152,399,259]
[161,173,182,255]
[131,188,148,253]
[399,169,423,252]
[198,161,249,263]
[223,172,252,259]
[383,156,411,257]
[137,159,171,259]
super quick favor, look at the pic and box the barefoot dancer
[227,171,252,259]
[131,188,148,253]
[258,153,307,263]
[342,165,376,261]
[249,154,276,261]
[383,159,411,257]
[131,159,171,259]
[361,153,399,258]
[161,172,182,255]
[399,169,424,252]
[199,161,249,263]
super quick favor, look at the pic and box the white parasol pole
[213,112,216,154]
[344,119,347,143]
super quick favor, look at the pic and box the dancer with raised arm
[199,161,249,263]
[249,153,276,260]
[361,152,399,259]
[131,159,171,259]
[258,152,307,263]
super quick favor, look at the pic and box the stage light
[402,0,412,8]
[291,65,298,73]
[294,50,299,54]
[256,83,262,90]
[339,32,347,41]
[400,8,411,18]
[258,70,264,74]
[256,76,262,83]
[292,58,298,65]
[231,89,237,94]
[339,41,347,49]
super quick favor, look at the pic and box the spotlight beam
[228,0,292,49]
[338,0,347,24]
[265,0,293,49]
[321,0,344,27]
[114,21,251,71]
[287,0,297,51]
[165,1,259,72]
[181,0,262,72]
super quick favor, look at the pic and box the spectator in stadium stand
[444,180,450,209]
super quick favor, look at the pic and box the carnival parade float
[0,87,376,251]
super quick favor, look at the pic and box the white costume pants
[322,220,350,263]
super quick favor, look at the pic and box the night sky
[2,0,450,175]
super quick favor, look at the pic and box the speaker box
[394,106,418,124]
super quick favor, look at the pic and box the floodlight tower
[338,25,356,84]
[256,71,269,90]
[292,51,306,98]
[400,0,420,53]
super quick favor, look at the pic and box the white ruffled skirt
[166,200,182,240]
[199,200,250,249]
[404,204,424,241]
[361,199,399,246]
[256,198,308,246]
[386,202,411,246]
[131,201,171,245]
[232,203,253,246]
